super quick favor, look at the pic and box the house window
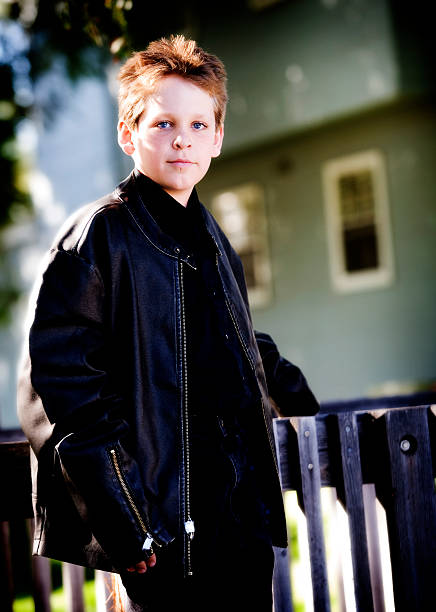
[322,150,394,293]
[210,183,272,308]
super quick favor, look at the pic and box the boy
[18,35,319,611]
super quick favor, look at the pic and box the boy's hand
[126,553,157,573]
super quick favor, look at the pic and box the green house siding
[199,101,436,401]
[198,0,399,154]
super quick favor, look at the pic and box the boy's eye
[156,121,172,129]
[192,122,206,130]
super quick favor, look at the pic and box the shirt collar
[133,169,210,255]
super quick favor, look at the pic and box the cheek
[136,130,165,150]
[197,159,213,180]
[137,140,166,164]
[202,144,219,163]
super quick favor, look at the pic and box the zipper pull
[185,519,195,540]
[142,533,155,555]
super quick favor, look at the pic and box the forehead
[145,75,215,116]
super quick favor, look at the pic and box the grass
[13,579,97,612]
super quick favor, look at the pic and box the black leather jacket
[17,172,319,573]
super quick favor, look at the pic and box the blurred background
[1,0,436,431]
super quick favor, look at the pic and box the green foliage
[0,0,215,325]
[0,64,31,218]
[0,52,33,324]
[13,578,97,612]
[288,514,300,561]
[21,0,205,70]
[12,556,97,612]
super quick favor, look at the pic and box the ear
[117,121,136,156]
[211,125,224,158]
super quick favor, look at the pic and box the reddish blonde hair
[117,34,228,129]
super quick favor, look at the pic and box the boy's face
[118,75,224,206]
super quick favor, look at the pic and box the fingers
[126,553,157,574]
[126,561,147,573]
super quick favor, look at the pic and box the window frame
[322,149,395,293]
[210,182,273,309]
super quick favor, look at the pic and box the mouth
[168,159,194,166]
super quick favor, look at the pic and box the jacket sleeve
[255,331,320,417]
[18,249,171,569]
[223,237,320,418]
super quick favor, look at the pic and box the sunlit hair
[118,34,228,130]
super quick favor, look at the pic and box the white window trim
[322,149,395,293]
[210,182,272,309]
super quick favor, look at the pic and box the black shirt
[133,170,255,416]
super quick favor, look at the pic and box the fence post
[378,407,436,611]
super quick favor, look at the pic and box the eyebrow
[149,110,211,122]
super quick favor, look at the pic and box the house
[196,0,436,401]
[1,0,435,428]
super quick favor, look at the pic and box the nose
[172,131,191,150]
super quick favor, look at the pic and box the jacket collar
[114,171,221,268]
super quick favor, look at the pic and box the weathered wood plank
[0,521,14,612]
[379,407,436,611]
[28,518,52,612]
[273,418,301,491]
[362,485,385,612]
[337,412,374,612]
[273,547,294,612]
[32,554,52,612]
[62,563,85,612]
[0,442,33,520]
[320,391,436,414]
[296,417,330,612]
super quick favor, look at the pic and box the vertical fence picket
[62,562,85,612]
[337,412,374,612]
[28,518,52,612]
[273,418,298,612]
[273,547,294,612]
[297,417,330,612]
[0,521,13,612]
[31,554,52,612]
[362,484,385,612]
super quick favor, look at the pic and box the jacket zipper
[178,259,195,576]
[216,254,282,481]
[109,447,161,555]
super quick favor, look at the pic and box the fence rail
[272,394,436,612]
[1,392,436,611]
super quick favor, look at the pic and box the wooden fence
[1,392,436,611]
[272,392,436,612]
